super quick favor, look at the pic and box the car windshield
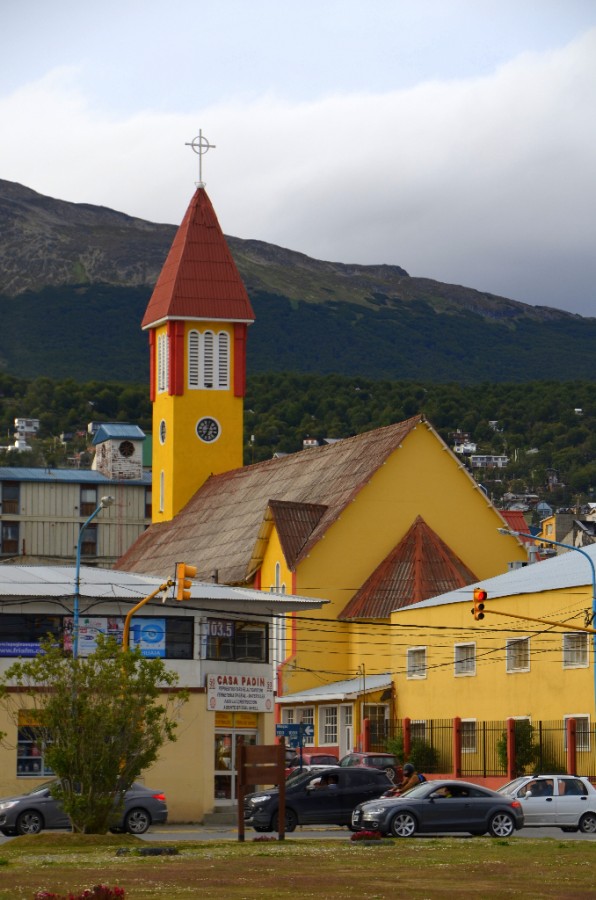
[25,780,55,795]
[393,782,430,799]
[497,778,528,795]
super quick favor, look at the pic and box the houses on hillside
[0,425,151,565]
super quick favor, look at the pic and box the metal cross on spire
[185,130,216,187]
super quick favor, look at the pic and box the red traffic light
[472,587,487,620]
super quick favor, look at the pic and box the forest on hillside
[0,372,595,510]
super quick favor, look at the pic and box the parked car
[0,781,168,836]
[351,779,524,837]
[285,752,339,776]
[497,774,596,833]
[245,765,392,832]
[338,752,402,782]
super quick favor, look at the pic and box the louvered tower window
[188,329,230,390]
[157,333,169,393]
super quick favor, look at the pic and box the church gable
[338,515,478,620]
[268,500,328,570]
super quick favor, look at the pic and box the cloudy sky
[2,1,595,316]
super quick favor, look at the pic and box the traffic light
[472,588,487,620]
[175,562,197,601]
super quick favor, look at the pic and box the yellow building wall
[0,692,275,823]
[151,321,244,522]
[278,422,526,697]
[391,586,595,722]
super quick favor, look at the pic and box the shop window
[17,719,54,777]
[205,619,268,662]
[0,615,62,656]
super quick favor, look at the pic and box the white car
[497,775,596,833]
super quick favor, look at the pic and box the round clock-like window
[159,420,167,445]
[196,417,221,443]
[119,440,135,458]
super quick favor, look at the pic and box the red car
[285,752,339,776]
[338,752,402,783]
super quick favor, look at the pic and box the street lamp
[73,495,114,658]
[498,526,596,701]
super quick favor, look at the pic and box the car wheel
[488,812,515,838]
[383,766,396,782]
[390,811,417,838]
[15,811,44,836]
[272,809,298,833]
[579,812,596,835]
[124,807,151,835]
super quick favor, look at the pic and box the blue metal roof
[92,424,146,446]
[0,467,151,486]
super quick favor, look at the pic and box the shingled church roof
[116,415,424,584]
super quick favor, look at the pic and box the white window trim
[319,705,338,746]
[564,714,591,752]
[454,642,476,677]
[407,646,427,680]
[562,633,589,669]
[506,637,530,673]
[461,718,477,754]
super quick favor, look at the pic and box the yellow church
[118,174,541,769]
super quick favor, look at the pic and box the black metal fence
[372,718,596,778]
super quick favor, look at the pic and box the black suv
[244,765,392,832]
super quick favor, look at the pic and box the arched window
[157,333,169,393]
[202,331,215,388]
[188,329,230,390]
[217,331,230,389]
[188,330,200,388]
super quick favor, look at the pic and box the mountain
[0,178,594,383]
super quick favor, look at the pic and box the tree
[0,636,187,834]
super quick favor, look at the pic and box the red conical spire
[142,187,255,329]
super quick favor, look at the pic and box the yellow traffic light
[472,587,487,620]
[175,562,197,601]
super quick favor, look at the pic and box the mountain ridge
[0,178,594,384]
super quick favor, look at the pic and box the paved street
[2,823,596,845]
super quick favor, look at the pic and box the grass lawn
[0,833,595,898]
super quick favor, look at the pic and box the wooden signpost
[237,743,286,841]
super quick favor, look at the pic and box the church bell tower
[142,135,255,522]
